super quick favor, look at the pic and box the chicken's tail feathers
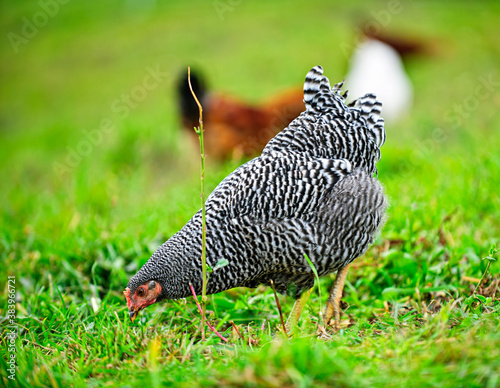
[264,66,385,172]
[304,67,385,148]
[303,66,350,114]
[177,68,207,129]
[303,66,331,111]
[350,93,386,148]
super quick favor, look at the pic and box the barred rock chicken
[125,66,387,330]
[178,69,304,160]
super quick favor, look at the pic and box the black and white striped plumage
[126,66,387,308]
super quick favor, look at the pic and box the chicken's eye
[137,288,146,297]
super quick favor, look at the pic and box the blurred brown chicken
[362,28,433,58]
[177,70,304,160]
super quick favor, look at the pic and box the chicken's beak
[129,309,139,322]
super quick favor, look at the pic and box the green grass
[1,0,500,386]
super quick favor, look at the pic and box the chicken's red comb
[123,288,132,309]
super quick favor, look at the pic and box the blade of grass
[304,254,323,324]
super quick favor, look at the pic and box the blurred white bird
[346,38,413,124]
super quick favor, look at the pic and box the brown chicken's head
[124,280,162,322]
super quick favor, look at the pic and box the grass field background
[1,0,500,386]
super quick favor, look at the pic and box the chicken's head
[124,280,162,322]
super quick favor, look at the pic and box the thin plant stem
[473,260,493,295]
[230,320,246,346]
[189,283,228,342]
[270,279,288,339]
[465,247,497,313]
[187,66,208,341]
[466,258,493,313]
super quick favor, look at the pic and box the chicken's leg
[324,263,351,330]
[285,288,312,333]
